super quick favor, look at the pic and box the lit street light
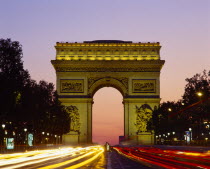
[2,124,5,129]
[24,128,27,148]
[55,135,57,144]
[2,124,6,151]
[197,92,203,97]
[189,128,192,144]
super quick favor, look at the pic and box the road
[0,145,210,169]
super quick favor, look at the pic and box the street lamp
[2,124,5,129]
[24,128,27,148]
[42,132,45,144]
[189,128,192,144]
[55,135,57,144]
[196,92,203,141]
[197,92,203,97]
[168,108,172,112]
[2,124,6,150]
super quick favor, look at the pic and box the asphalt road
[107,150,151,169]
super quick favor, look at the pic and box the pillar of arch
[52,40,165,145]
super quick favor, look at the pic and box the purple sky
[1,0,209,145]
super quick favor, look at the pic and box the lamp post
[155,135,158,144]
[167,133,171,145]
[24,128,27,149]
[42,132,45,144]
[172,132,175,145]
[196,92,203,142]
[58,136,60,144]
[189,128,192,145]
[47,133,49,144]
[55,135,57,145]
[2,124,5,151]
[205,137,208,145]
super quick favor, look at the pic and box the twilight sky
[1,0,209,145]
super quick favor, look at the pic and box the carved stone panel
[132,79,156,93]
[60,79,84,93]
[135,104,153,133]
[66,105,80,132]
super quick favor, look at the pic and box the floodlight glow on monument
[52,40,165,145]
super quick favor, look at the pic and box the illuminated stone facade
[55,40,160,61]
[52,40,165,145]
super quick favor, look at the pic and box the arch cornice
[88,77,128,97]
[51,60,165,72]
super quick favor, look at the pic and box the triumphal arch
[51,40,165,145]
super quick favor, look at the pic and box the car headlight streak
[0,146,104,169]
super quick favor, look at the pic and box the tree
[0,38,30,122]
[154,70,210,143]
[0,38,70,145]
[182,70,210,105]
[153,101,185,135]
[182,70,210,139]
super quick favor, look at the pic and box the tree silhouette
[0,38,70,144]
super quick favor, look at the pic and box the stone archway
[88,77,128,97]
[52,40,165,145]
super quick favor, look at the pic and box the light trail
[0,146,104,169]
[114,147,210,169]
[65,147,104,169]
[0,147,77,167]
[1,148,84,169]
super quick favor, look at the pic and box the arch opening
[92,87,124,145]
[88,77,128,97]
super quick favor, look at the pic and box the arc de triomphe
[51,40,165,145]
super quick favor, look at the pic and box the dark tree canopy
[0,38,70,144]
[0,38,30,120]
[182,70,210,105]
[154,70,210,142]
